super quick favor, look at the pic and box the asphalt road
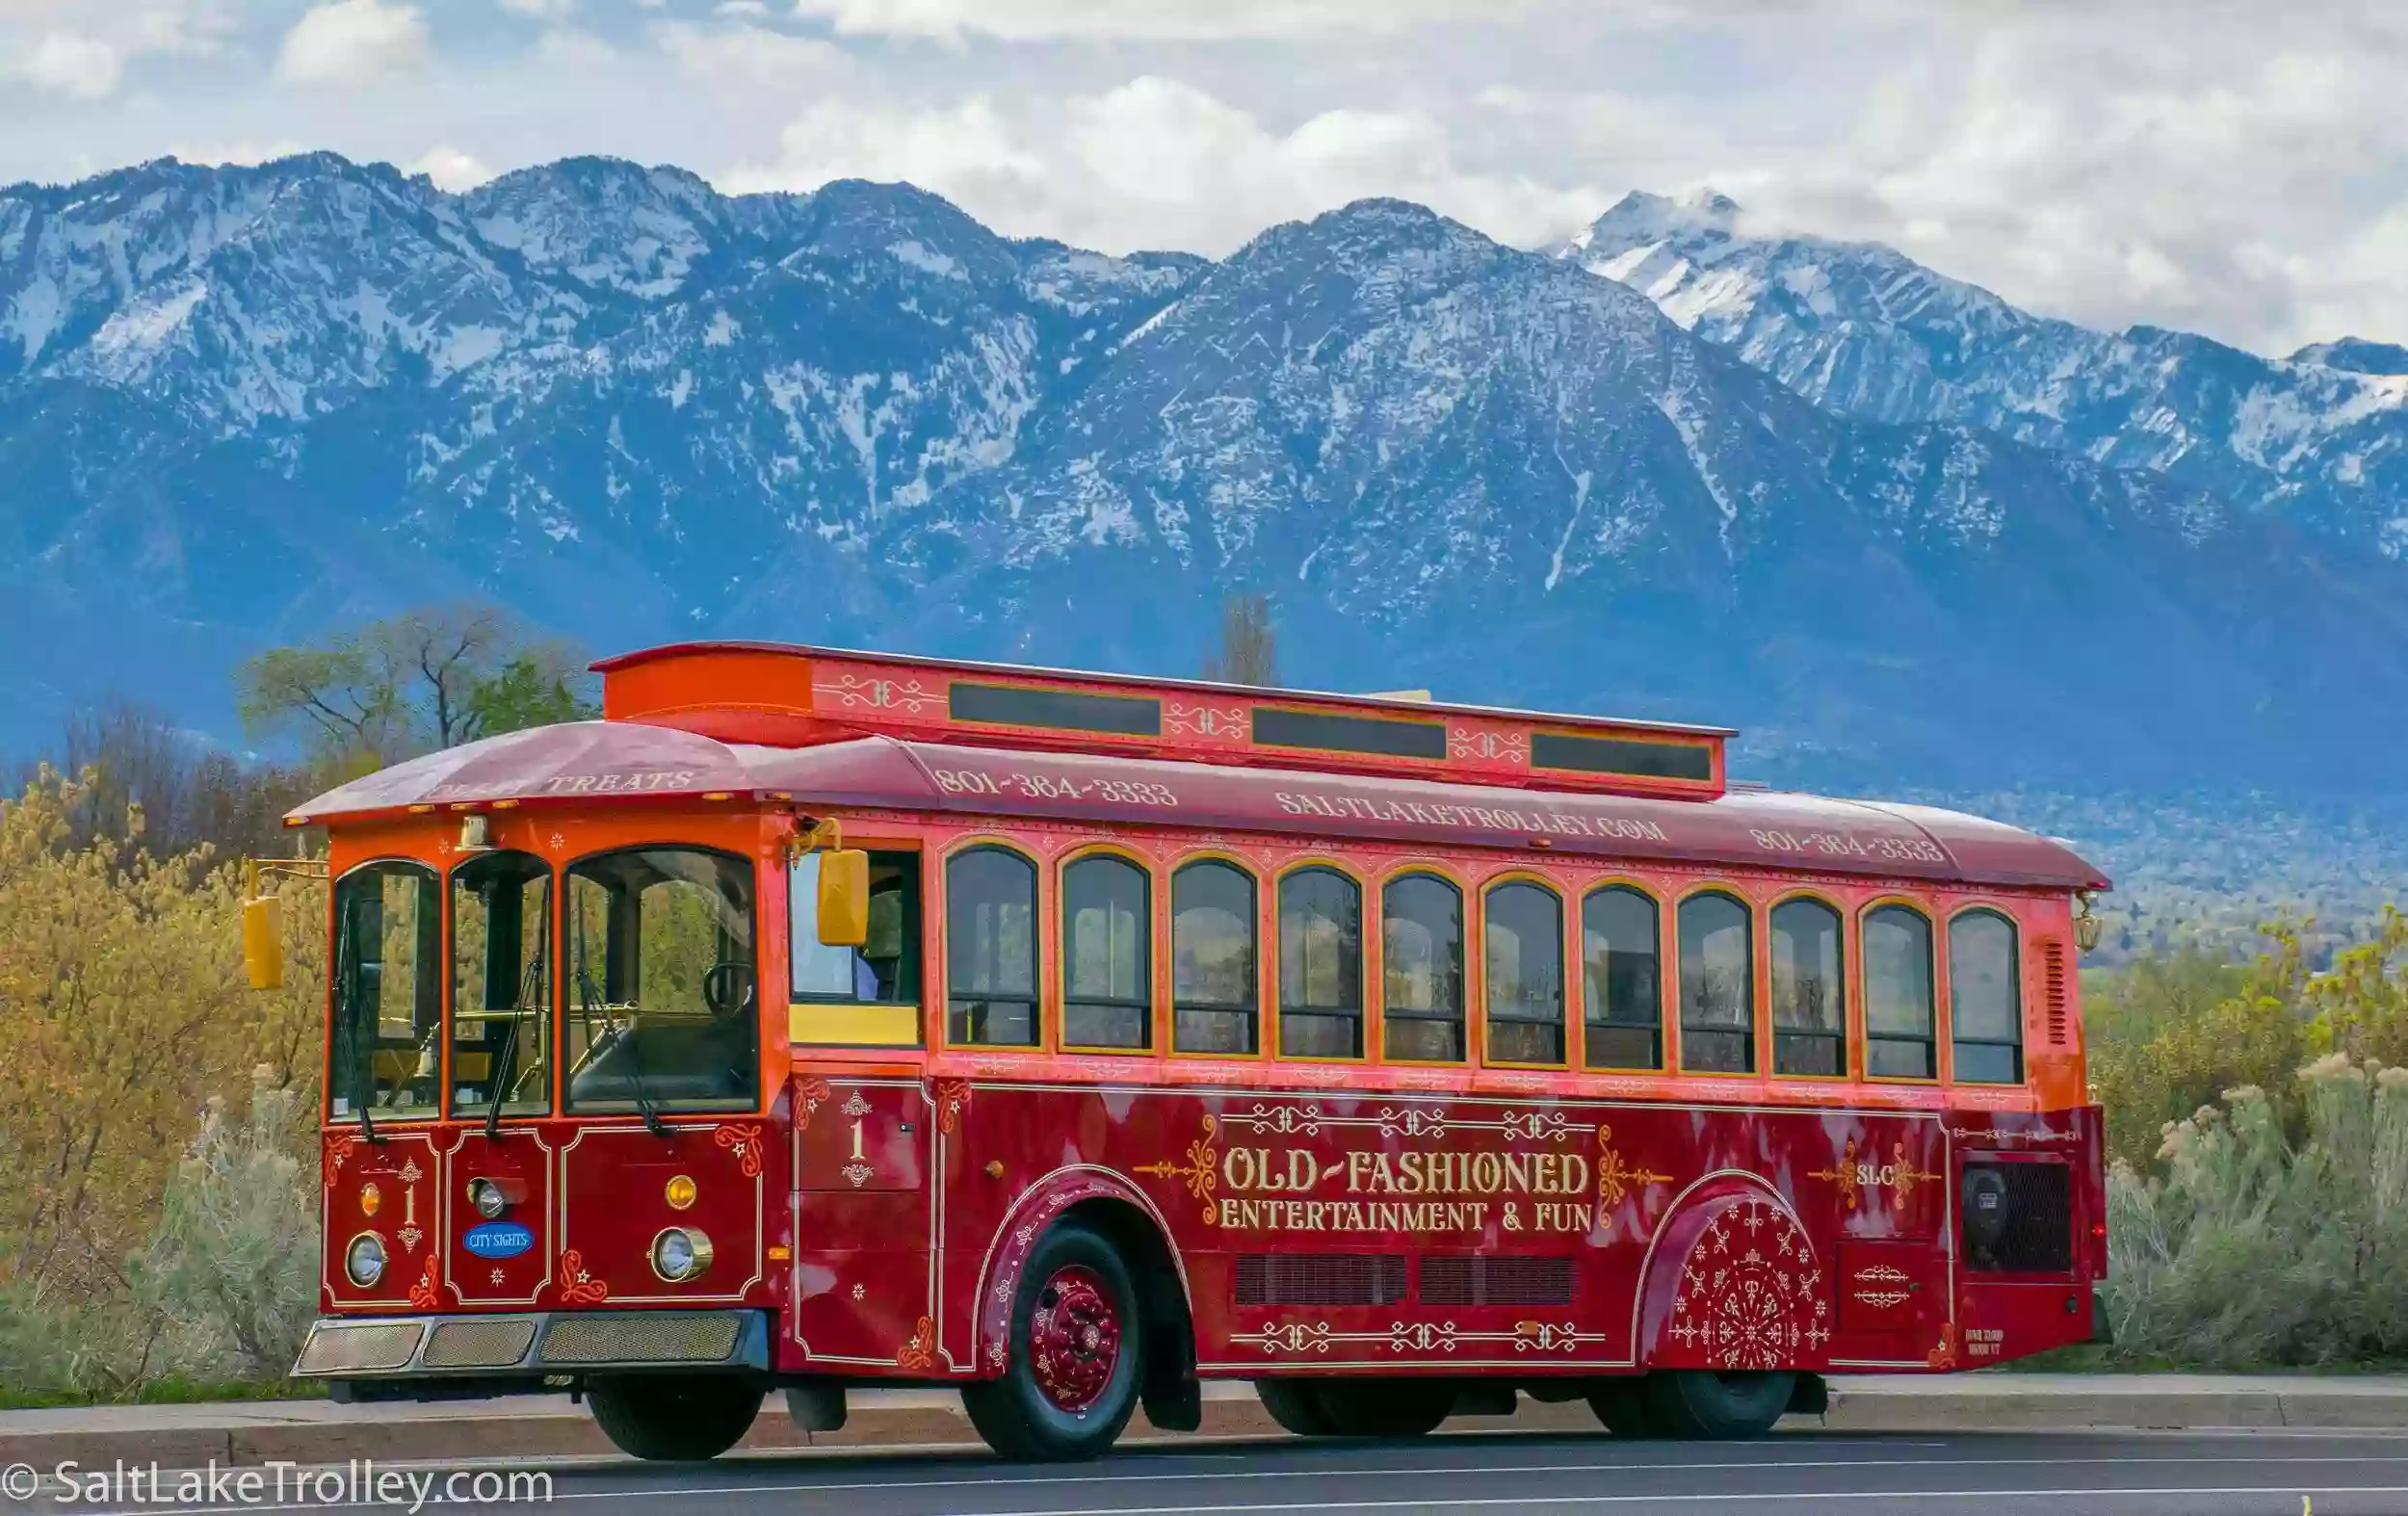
[43,1428,2408,1516]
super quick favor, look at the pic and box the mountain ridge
[4,154,2406,796]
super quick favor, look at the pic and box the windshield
[564,847,759,1113]
[450,851,553,1117]
[331,861,442,1119]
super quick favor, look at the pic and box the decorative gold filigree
[937,1080,973,1135]
[1135,1114,1220,1224]
[1594,1124,1673,1209]
[896,1316,937,1371]
[406,1255,442,1310]
[1811,1137,1942,1213]
[556,1249,608,1306]
[714,1123,765,1179]
[1810,1137,1864,1211]
[795,1076,834,1131]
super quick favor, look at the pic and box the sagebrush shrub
[2107,1056,2408,1366]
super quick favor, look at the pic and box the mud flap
[1786,1373,1828,1417]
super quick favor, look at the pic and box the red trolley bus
[268,643,2110,1461]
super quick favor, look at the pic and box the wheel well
[1061,1197,1194,1396]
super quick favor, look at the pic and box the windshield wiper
[485,902,551,1142]
[572,924,668,1138]
[332,928,384,1145]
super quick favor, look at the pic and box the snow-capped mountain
[1557,190,2408,554]
[4,155,2407,792]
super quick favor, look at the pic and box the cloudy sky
[3,0,2403,355]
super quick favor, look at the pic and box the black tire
[1310,1378,1455,1438]
[962,1221,1145,1461]
[1642,1370,1796,1439]
[1585,1376,1660,1437]
[1256,1378,1342,1436]
[587,1374,763,1461]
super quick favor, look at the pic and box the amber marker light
[665,1174,698,1211]
[359,1183,382,1217]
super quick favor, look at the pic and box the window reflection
[1770,899,1845,1077]
[1951,910,2023,1084]
[1485,882,1564,1064]
[1583,886,1662,1070]
[1279,868,1362,1059]
[1382,874,1463,1062]
[947,848,1038,1046]
[1173,861,1258,1055]
[1064,855,1149,1049]
[1865,906,1936,1078]
[1679,892,1753,1073]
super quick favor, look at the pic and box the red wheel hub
[1028,1265,1121,1413]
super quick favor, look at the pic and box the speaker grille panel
[1233,1254,1407,1306]
[1419,1255,1576,1307]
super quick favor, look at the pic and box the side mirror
[817,849,870,948]
[242,894,286,991]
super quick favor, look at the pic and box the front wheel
[587,1374,763,1460]
[962,1221,1144,1461]
[1643,1370,1795,1439]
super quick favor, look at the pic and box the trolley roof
[288,722,2109,891]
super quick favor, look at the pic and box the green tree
[236,603,594,763]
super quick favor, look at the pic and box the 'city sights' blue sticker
[463,1221,535,1259]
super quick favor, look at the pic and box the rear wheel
[962,1221,1144,1461]
[1584,1377,1659,1437]
[1256,1378,1341,1436]
[587,1373,763,1461]
[1310,1378,1454,1438]
[1643,1370,1795,1439]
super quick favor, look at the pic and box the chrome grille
[423,1318,537,1369]
[296,1321,424,1375]
[538,1313,743,1365]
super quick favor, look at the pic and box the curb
[7,1381,2404,1472]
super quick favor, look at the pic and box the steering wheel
[703,961,756,1018]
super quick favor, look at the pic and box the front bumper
[294,1309,770,1380]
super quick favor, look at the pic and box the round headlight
[345,1232,387,1288]
[650,1227,713,1283]
[467,1178,508,1219]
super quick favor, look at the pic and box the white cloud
[4,0,2408,353]
[410,145,496,189]
[12,31,121,96]
[727,75,1596,256]
[275,0,430,86]
[170,140,308,168]
[786,0,1542,41]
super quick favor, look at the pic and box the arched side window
[1582,885,1662,1070]
[450,850,553,1118]
[947,847,1038,1047]
[1864,905,1936,1079]
[1678,891,1753,1074]
[1278,867,1362,1059]
[1485,881,1564,1065]
[1382,873,1464,1062]
[331,860,442,1120]
[1173,860,1258,1054]
[1770,898,1845,1077]
[1062,854,1150,1050]
[1950,909,2023,1085]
